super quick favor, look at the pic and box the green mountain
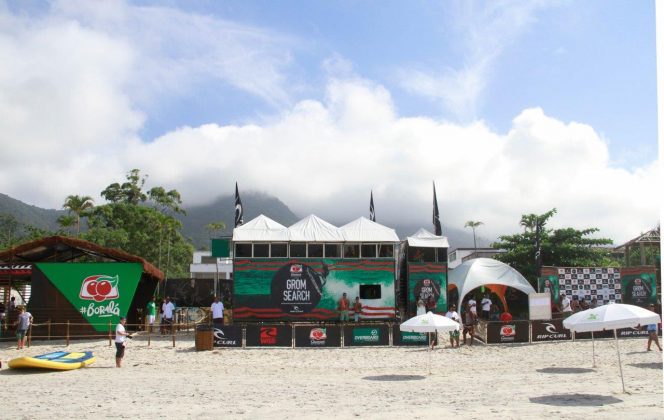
[0,193,64,232]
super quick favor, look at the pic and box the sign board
[407,262,447,315]
[213,326,243,347]
[245,325,293,347]
[531,319,571,341]
[294,325,341,348]
[391,325,428,346]
[486,321,530,344]
[573,329,614,340]
[529,293,552,320]
[343,324,390,346]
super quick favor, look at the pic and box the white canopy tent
[232,214,288,242]
[287,214,345,242]
[339,217,400,242]
[406,228,450,248]
[449,258,535,309]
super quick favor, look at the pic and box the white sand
[1,334,662,419]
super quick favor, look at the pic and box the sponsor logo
[401,332,428,343]
[499,324,516,342]
[535,322,569,340]
[353,328,380,344]
[309,328,327,345]
[79,275,119,302]
[260,327,278,345]
[290,264,303,275]
[213,328,238,346]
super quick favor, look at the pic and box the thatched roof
[0,236,164,282]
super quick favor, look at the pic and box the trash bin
[195,324,214,351]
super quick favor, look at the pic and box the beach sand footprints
[529,394,622,406]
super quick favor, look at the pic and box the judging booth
[232,215,400,325]
[449,258,535,344]
[401,229,449,317]
[0,236,163,339]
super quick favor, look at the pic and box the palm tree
[63,195,94,236]
[464,221,483,252]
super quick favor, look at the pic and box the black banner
[391,325,429,346]
[213,326,243,347]
[343,324,390,346]
[486,321,530,343]
[294,325,341,348]
[531,319,571,342]
[573,329,614,340]
[246,325,293,347]
[616,327,650,338]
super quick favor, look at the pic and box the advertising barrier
[391,325,429,346]
[213,326,243,347]
[294,325,341,348]
[343,324,390,346]
[246,325,293,347]
[486,321,530,344]
[573,329,614,340]
[531,319,571,342]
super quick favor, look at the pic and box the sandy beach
[1,334,662,419]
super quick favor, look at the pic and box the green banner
[408,262,447,314]
[537,275,560,304]
[37,263,143,332]
[233,259,396,320]
[621,272,657,306]
[352,327,381,344]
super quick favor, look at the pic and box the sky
[0,0,659,244]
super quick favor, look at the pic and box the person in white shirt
[445,304,461,348]
[161,297,175,334]
[468,298,477,316]
[560,293,572,316]
[481,294,492,320]
[115,316,132,367]
[211,296,225,328]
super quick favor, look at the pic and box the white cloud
[397,0,553,120]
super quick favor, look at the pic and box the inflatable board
[9,351,96,370]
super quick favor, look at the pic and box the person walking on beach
[338,293,350,322]
[146,297,156,332]
[462,302,476,346]
[445,305,461,348]
[211,296,225,328]
[646,304,662,351]
[353,297,362,322]
[481,294,492,320]
[14,307,32,350]
[115,316,132,368]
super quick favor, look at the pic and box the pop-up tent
[449,258,535,312]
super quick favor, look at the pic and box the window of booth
[235,243,252,258]
[308,243,324,258]
[449,250,457,262]
[361,244,377,258]
[290,242,306,258]
[378,244,394,258]
[253,243,269,257]
[360,284,381,299]
[436,248,448,262]
[324,243,341,258]
[408,246,436,262]
[343,244,359,258]
[271,243,288,258]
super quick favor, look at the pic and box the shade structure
[562,303,661,393]
[563,303,661,332]
[400,311,460,375]
[232,214,288,241]
[339,217,400,242]
[406,228,450,248]
[449,258,535,309]
[400,311,460,333]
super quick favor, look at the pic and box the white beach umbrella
[563,303,661,392]
[400,311,460,374]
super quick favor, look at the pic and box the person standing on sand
[462,302,476,346]
[646,304,662,351]
[481,294,492,320]
[353,297,362,322]
[115,316,132,368]
[338,293,350,322]
[560,293,572,317]
[211,296,225,328]
[161,296,175,334]
[445,304,461,348]
[146,297,156,332]
[14,307,32,350]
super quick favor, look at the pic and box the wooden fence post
[27,323,32,348]
[47,319,51,341]
[147,323,151,347]
[172,322,176,348]
[108,320,112,347]
[66,321,70,347]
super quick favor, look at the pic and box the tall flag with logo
[234,182,244,228]
[432,182,442,236]
[535,220,542,277]
[369,191,376,222]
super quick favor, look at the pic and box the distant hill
[0,193,64,231]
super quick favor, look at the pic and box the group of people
[144,296,176,334]
[337,293,363,322]
[0,297,33,349]
[558,292,599,316]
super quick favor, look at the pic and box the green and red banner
[408,262,447,315]
[233,259,396,321]
[36,263,143,331]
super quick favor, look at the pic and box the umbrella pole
[591,331,596,368]
[614,329,626,393]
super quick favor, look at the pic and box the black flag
[234,182,244,228]
[432,182,442,236]
[369,191,376,222]
[535,219,542,277]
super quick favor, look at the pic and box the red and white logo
[309,328,327,341]
[79,275,119,302]
[500,325,516,337]
[290,264,303,274]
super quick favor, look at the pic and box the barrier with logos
[294,325,342,348]
[246,324,293,347]
[485,320,530,344]
[213,325,243,347]
[531,319,571,342]
[391,325,429,346]
[343,324,390,346]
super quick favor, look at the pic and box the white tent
[287,214,345,242]
[339,217,399,242]
[449,258,535,308]
[232,214,288,242]
[406,228,450,248]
